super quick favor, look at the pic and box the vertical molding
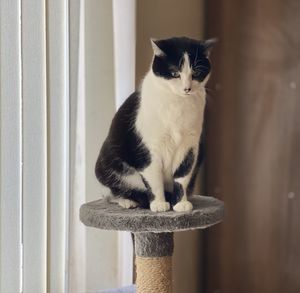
[112,0,136,286]
[68,0,86,292]
[46,0,69,292]
[0,1,22,292]
[113,0,136,109]
[22,0,48,292]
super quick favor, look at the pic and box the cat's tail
[95,162,151,209]
[110,188,151,209]
[95,151,154,208]
[109,173,152,208]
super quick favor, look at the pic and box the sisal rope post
[134,232,174,293]
[136,256,172,293]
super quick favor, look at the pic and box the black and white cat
[95,37,215,212]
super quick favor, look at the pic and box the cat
[95,36,216,212]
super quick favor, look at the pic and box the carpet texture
[80,195,224,233]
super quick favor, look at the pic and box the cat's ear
[202,38,218,57]
[151,38,166,57]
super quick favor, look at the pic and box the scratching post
[80,196,224,293]
[135,232,173,293]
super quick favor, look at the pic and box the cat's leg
[141,160,170,212]
[172,146,197,212]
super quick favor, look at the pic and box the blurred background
[85,0,300,292]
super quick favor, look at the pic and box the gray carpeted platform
[80,195,224,233]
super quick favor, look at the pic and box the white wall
[85,0,119,291]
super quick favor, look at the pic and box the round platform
[80,195,224,233]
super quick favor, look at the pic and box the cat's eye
[171,71,180,78]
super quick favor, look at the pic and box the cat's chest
[160,98,203,137]
[165,100,197,123]
[137,96,204,149]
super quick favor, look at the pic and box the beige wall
[136,1,204,292]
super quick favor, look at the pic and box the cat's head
[150,37,216,97]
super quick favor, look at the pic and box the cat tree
[80,196,224,293]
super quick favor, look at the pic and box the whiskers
[200,85,218,104]
[204,86,215,94]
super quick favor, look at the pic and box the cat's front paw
[150,201,170,212]
[173,201,193,212]
[116,198,138,209]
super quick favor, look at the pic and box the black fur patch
[187,131,205,195]
[102,92,151,171]
[164,190,174,204]
[95,92,152,208]
[141,175,151,191]
[173,182,184,205]
[152,37,211,82]
[174,148,195,179]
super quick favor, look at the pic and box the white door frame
[0,1,22,292]
[47,0,69,292]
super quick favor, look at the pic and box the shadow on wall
[204,1,300,293]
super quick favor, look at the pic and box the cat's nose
[184,87,191,93]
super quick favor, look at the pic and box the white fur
[150,200,171,212]
[173,200,193,212]
[180,52,193,91]
[151,39,165,57]
[111,197,138,209]
[136,53,207,212]
[123,173,146,190]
